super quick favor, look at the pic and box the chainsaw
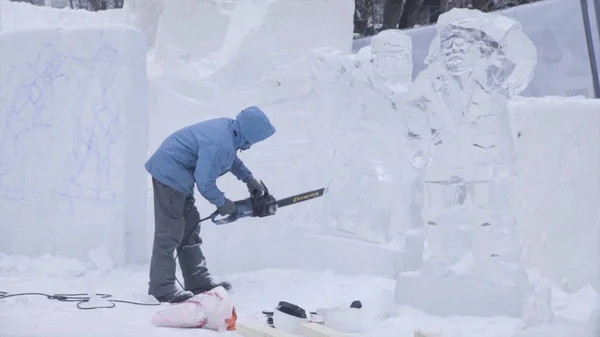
[207,181,325,225]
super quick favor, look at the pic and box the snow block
[509,97,600,293]
[152,0,355,94]
[0,25,149,266]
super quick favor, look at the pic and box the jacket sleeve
[230,154,252,182]
[194,146,226,207]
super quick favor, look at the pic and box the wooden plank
[414,329,443,337]
[235,321,299,337]
[298,322,348,337]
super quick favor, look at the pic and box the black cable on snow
[0,291,161,310]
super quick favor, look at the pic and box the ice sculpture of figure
[326,29,416,244]
[354,29,413,94]
[358,30,426,259]
[394,8,538,317]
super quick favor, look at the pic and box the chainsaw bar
[210,186,325,225]
[276,188,325,208]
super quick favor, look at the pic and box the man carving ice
[145,106,276,303]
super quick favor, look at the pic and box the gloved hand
[244,175,265,197]
[217,198,236,216]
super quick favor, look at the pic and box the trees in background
[10,0,122,11]
[10,0,541,35]
[354,0,542,38]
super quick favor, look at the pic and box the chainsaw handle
[249,180,270,201]
[209,181,273,225]
[210,198,254,225]
[260,180,269,196]
[211,210,239,225]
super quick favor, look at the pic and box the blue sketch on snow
[0,43,65,206]
[0,41,123,213]
[54,45,123,209]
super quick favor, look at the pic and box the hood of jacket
[230,106,276,150]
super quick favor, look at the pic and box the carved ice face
[373,49,412,83]
[440,29,479,74]
[439,27,501,75]
[370,30,413,86]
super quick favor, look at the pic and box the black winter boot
[155,289,194,303]
[190,279,232,294]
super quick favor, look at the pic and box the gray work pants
[148,178,209,297]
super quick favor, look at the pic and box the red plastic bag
[151,286,237,332]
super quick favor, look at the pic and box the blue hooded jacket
[145,106,276,207]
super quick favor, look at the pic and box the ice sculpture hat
[426,7,538,97]
[368,29,413,86]
[370,29,412,55]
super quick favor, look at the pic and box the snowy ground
[1,253,597,337]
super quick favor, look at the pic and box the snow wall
[0,25,149,266]
[509,97,600,294]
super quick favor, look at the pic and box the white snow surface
[1,1,600,336]
[1,253,598,337]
